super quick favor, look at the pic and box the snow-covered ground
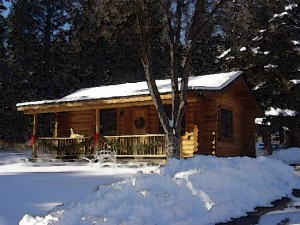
[0,148,299,225]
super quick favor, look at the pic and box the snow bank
[269,148,300,165]
[0,150,31,165]
[20,156,300,225]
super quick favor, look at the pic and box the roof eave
[17,93,175,114]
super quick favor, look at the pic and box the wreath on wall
[134,117,145,129]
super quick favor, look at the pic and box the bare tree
[134,0,225,157]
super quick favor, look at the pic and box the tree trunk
[166,131,181,158]
[282,128,291,149]
[261,126,272,155]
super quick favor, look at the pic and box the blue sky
[2,0,11,17]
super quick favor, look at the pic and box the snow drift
[20,155,300,225]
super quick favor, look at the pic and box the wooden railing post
[32,113,38,158]
[54,113,58,138]
[94,109,100,154]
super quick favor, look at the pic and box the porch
[28,107,198,160]
[34,134,167,159]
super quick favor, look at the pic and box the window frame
[219,108,234,141]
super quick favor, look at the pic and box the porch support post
[94,109,100,153]
[54,113,58,138]
[32,113,38,158]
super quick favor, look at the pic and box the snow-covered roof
[17,71,243,107]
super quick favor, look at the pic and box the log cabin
[16,71,261,160]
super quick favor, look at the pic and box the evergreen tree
[68,0,112,88]
[192,0,299,111]
[0,0,7,75]
[69,0,148,87]
[0,1,6,65]
[200,0,300,148]
[2,0,80,141]
[7,0,79,99]
[0,1,16,141]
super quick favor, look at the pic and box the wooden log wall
[186,102,199,132]
[185,102,202,154]
[57,110,95,137]
[215,92,256,157]
[180,125,199,158]
[214,93,241,156]
[200,99,218,155]
[117,108,126,135]
[241,112,256,157]
[148,106,158,133]
[183,90,256,157]
[116,106,160,135]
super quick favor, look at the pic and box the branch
[174,0,183,49]
[188,0,225,45]
[187,0,206,42]
[176,0,226,127]
[0,5,6,11]
[172,0,184,127]
[163,0,180,129]
[181,0,226,88]
[134,2,171,132]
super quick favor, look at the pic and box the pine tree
[199,0,300,148]
[68,0,112,88]
[7,0,79,99]
[0,1,15,140]
[2,0,81,141]
[69,0,148,87]
[0,1,6,65]
[195,0,300,110]
[0,0,7,75]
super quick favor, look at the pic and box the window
[220,109,233,140]
[100,109,117,135]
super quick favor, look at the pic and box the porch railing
[35,134,167,158]
[100,134,167,158]
[36,137,94,157]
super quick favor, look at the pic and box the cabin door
[131,107,147,135]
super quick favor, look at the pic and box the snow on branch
[285,4,298,11]
[269,3,298,22]
[217,48,231,59]
[264,64,278,69]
